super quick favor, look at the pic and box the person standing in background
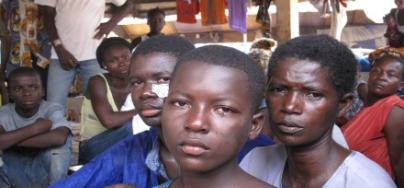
[0,0,51,104]
[35,0,133,109]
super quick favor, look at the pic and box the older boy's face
[266,58,340,147]
[162,61,261,172]
[129,52,177,127]
[9,74,43,111]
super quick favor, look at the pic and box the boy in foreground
[158,45,274,188]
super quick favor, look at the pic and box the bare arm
[94,0,134,39]
[17,126,70,148]
[384,106,404,187]
[0,118,51,150]
[89,75,136,129]
[39,5,78,70]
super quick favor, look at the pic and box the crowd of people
[0,1,403,188]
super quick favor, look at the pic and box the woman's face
[368,58,404,98]
[266,58,346,147]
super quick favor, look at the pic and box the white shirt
[240,144,396,188]
[34,0,126,61]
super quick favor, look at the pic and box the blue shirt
[50,128,273,188]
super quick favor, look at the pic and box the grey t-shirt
[0,100,71,167]
[0,100,71,132]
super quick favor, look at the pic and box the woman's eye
[306,92,323,100]
[269,86,286,94]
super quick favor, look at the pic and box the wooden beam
[274,0,299,43]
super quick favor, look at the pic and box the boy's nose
[185,106,209,133]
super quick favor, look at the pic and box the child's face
[103,45,131,79]
[162,61,262,172]
[9,74,43,111]
[148,13,165,33]
[368,58,404,97]
[129,52,176,127]
[267,58,344,147]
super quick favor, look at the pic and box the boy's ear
[336,93,353,118]
[248,109,265,140]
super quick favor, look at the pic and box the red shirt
[342,95,404,178]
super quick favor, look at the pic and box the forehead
[374,58,403,69]
[9,73,41,86]
[271,58,333,88]
[172,61,251,98]
[130,53,177,77]
[104,45,130,54]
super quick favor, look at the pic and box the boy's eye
[13,87,22,93]
[173,101,190,109]
[131,80,143,86]
[157,77,170,83]
[215,106,235,116]
[268,85,287,94]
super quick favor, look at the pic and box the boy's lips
[178,140,209,156]
[140,108,161,117]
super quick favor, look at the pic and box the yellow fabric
[80,74,118,141]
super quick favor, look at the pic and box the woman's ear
[337,93,354,118]
[248,109,265,140]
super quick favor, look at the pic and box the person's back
[0,67,71,187]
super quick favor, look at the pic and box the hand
[30,118,52,134]
[54,45,79,70]
[94,22,115,39]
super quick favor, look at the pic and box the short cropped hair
[268,35,357,98]
[8,67,41,87]
[174,45,266,111]
[96,37,131,67]
[132,35,195,59]
[147,7,165,20]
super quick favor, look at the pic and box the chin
[142,117,161,127]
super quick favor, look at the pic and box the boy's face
[148,13,165,33]
[103,45,131,79]
[368,58,404,97]
[162,61,263,172]
[129,52,176,127]
[267,58,348,147]
[9,73,43,111]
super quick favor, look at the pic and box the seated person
[240,35,396,187]
[157,45,274,188]
[0,67,72,187]
[342,53,404,187]
[79,37,136,164]
[50,36,273,188]
[130,7,165,49]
